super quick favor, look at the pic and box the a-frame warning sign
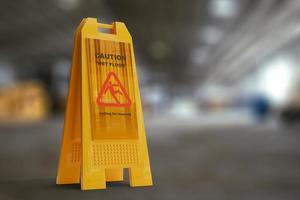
[56,18,153,190]
[97,72,131,107]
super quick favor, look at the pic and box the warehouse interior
[0,0,300,199]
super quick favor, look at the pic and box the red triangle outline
[96,72,131,107]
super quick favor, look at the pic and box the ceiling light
[209,0,239,19]
[199,26,223,45]
[57,0,80,11]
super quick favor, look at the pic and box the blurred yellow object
[56,18,153,190]
[0,81,49,123]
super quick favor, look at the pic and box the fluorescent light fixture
[57,0,80,11]
[209,0,239,19]
[199,26,223,45]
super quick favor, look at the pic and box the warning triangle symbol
[97,72,131,107]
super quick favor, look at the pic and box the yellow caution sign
[56,18,153,190]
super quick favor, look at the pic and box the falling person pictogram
[97,72,131,107]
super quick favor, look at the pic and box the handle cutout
[97,24,115,34]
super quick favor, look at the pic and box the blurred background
[1,0,300,199]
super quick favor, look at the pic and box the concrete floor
[0,117,300,200]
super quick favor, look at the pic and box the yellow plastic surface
[56,18,153,190]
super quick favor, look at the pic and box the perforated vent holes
[71,143,81,163]
[93,144,139,166]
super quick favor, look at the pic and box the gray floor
[0,117,300,200]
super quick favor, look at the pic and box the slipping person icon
[103,81,123,104]
[97,72,131,107]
